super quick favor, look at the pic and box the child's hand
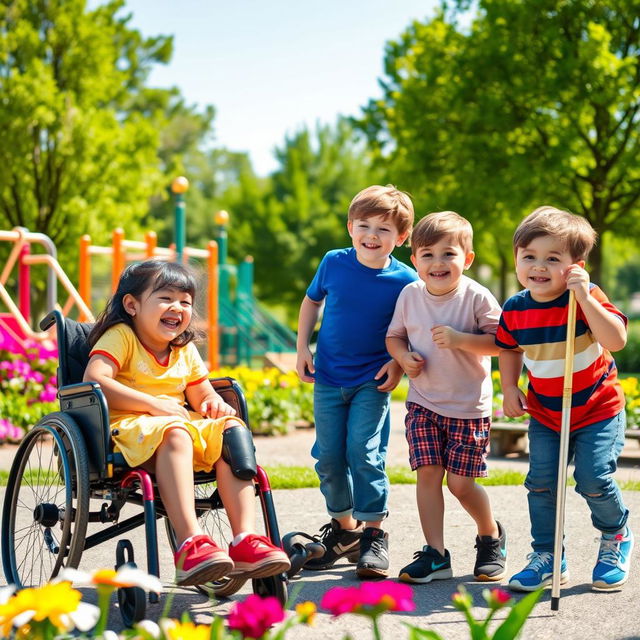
[502,386,528,418]
[400,351,425,378]
[200,396,237,419]
[565,263,590,303]
[296,347,315,383]
[149,398,191,420]
[375,359,403,392]
[431,325,460,349]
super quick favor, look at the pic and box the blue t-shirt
[307,247,417,387]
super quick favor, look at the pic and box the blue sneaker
[592,527,634,590]
[508,551,568,592]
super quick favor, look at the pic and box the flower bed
[0,338,58,445]
[0,568,541,639]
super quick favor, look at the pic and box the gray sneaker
[356,527,389,579]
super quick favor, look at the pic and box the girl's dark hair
[88,260,200,348]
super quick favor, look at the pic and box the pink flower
[227,594,285,638]
[321,586,362,616]
[321,582,415,618]
[484,587,512,610]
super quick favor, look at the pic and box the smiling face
[515,235,584,302]
[347,214,409,269]
[123,285,193,357]
[411,235,475,296]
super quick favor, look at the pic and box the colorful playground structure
[0,181,296,367]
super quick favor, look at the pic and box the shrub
[212,366,314,435]
[0,338,58,444]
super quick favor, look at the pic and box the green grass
[1,466,638,491]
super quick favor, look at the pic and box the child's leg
[343,381,391,578]
[311,382,355,525]
[572,411,628,534]
[447,473,498,538]
[417,465,446,554]
[154,427,202,545]
[344,381,391,527]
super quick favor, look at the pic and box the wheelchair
[1,310,288,625]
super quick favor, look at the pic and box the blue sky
[117,1,439,175]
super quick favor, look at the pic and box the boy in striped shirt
[496,206,633,592]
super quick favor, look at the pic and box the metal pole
[551,290,577,610]
[171,177,189,264]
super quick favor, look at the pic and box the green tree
[220,119,379,314]
[358,0,640,295]
[0,0,173,256]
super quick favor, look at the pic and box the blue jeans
[526,411,629,552]
[312,381,391,522]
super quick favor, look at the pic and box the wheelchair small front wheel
[118,585,146,627]
[253,573,288,606]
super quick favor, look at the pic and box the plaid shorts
[405,402,491,477]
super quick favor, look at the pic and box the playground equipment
[78,227,220,368]
[1,177,297,367]
[0,227,93,352]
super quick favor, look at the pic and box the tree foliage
[217,119,379,312]
[358,0,640,294]
[0,0,175,256]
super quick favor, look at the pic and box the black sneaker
[474,521,507,581]
[304,519,363,570]
[398,546,453,584]
[356,528,389,579]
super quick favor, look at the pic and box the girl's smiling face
[124,285,193,356]
[515,235,583,302]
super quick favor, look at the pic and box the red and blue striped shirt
[496,286,626,431]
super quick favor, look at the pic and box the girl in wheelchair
[83,260,290,587]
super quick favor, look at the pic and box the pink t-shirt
[387,275,501,419]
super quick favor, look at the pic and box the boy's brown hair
[513,206,597,261]
[348,184,414,236]
[410,211,473,254]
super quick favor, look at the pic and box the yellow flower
[161,619,211,640]
[0,581,98,635]
[295,601,317,625]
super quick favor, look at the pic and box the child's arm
[566,264,627,352]
[185,381,237,419]
[84,354,191,419]
[431,325,501,356]
[296,295,323,382]
[499,349,528,418]
[386,336,425,378]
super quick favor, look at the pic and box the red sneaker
[228,534,291,578]
[174,535,234,586]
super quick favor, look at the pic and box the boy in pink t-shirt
[386,211,504,584]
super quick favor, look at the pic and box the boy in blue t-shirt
[296,184,417,578]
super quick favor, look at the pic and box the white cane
[551,289,577,611]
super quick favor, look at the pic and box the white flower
[56,566,163,593]
[135,619,161,638]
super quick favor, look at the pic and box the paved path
[2,402,640,639]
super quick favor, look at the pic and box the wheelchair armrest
[210,377,250,427]
[57,381,111,480]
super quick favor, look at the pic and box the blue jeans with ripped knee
[526,411,629,552]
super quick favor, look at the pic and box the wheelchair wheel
[2,413,90,588]
[164,482,246,598]
[253,574,288,606]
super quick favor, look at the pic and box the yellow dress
[90,323,239,471]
